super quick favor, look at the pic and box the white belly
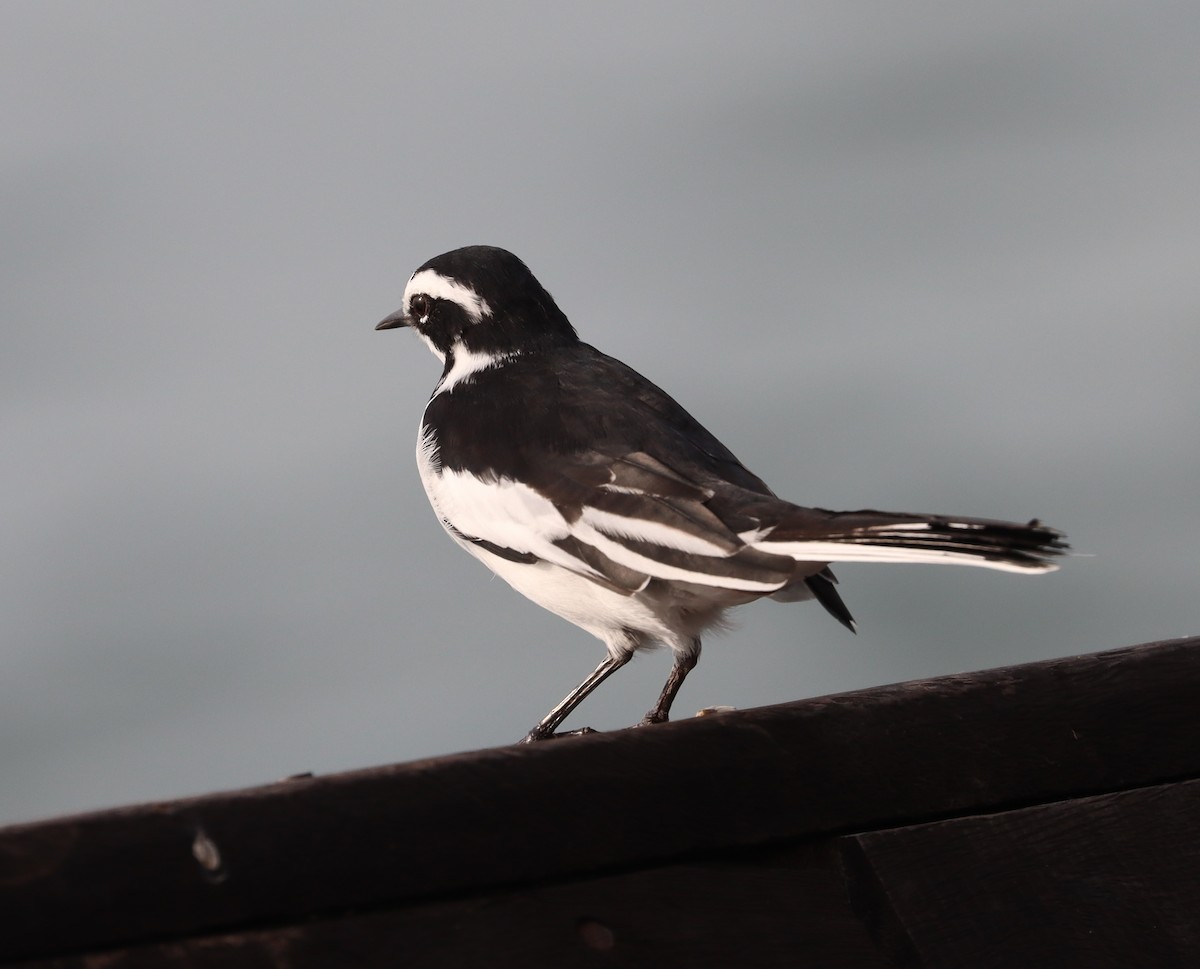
[468,543,673,643]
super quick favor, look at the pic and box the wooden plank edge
[1,636,1197,963]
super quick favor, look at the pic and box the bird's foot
[517,725,601,744]
[632,710,669,728]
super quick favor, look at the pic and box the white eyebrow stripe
[404,269,492,322]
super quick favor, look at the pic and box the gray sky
[3,2,1198,825]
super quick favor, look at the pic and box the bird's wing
[421,346,803,595]
[426,442,800,596]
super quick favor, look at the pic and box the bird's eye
[409,294,431,320]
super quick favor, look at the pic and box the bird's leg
[639,638,701,727]
[520,650,632,743]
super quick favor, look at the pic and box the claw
[518,725,600,744]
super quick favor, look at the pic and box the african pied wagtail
[377,246,1066,743]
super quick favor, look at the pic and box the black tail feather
[805,567,857,632]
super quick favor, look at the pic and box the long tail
[750,509,1068,574]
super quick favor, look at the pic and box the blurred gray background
[3,2,1197,826]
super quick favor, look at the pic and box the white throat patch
[435,343,516,396]
[404,269,492,323]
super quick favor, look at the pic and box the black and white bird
[377,246,1066,742]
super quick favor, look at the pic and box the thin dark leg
[520,651,633,743]
[639,638,701,726]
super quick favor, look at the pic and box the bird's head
[376,246,577,363]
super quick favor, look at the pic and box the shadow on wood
[2,636,1198,968]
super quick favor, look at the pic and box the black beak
[375,308,409,331]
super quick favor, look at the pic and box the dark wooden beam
[2,636,1198,967]
[847,779,1200,968]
